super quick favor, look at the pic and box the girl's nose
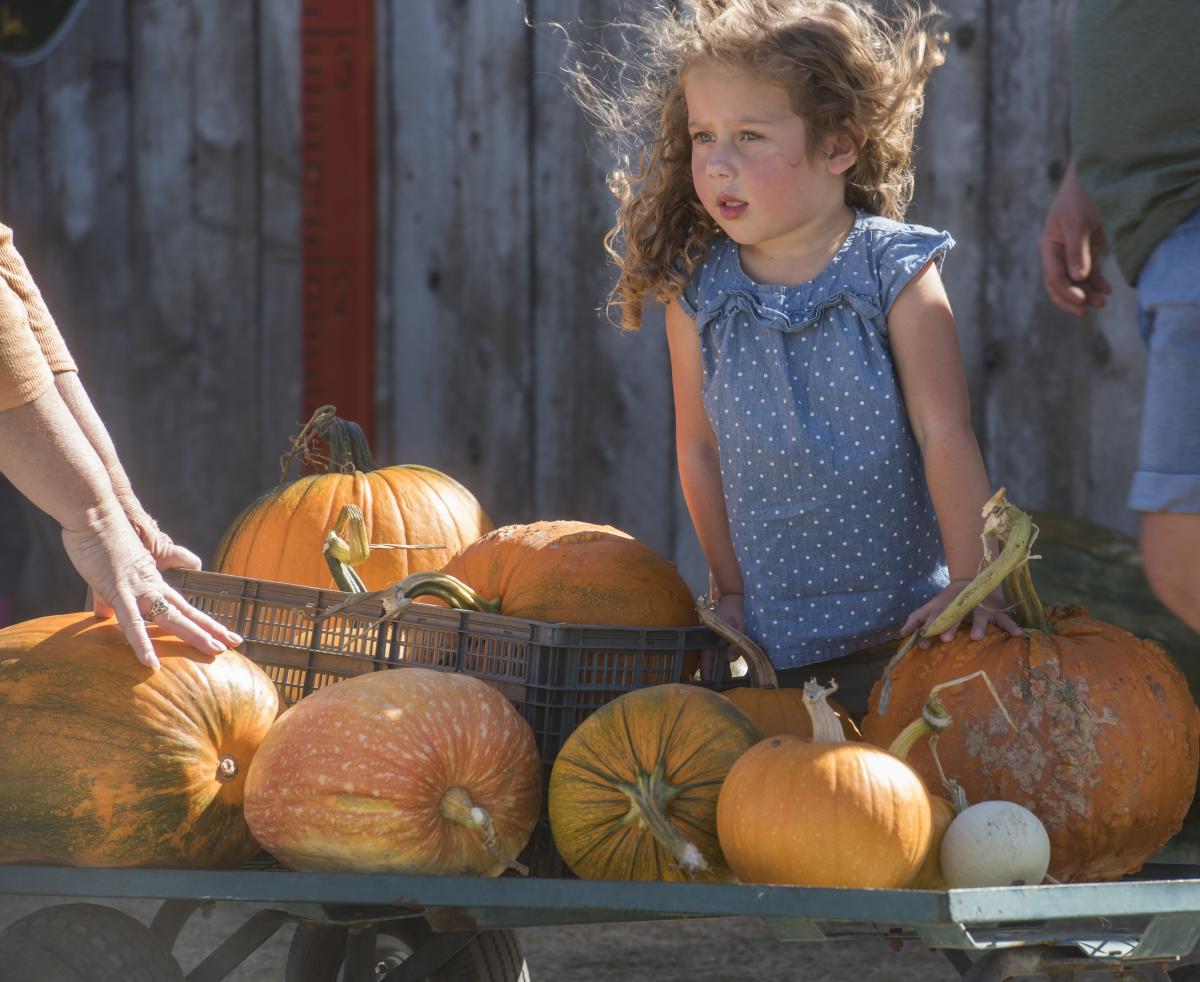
[706,151,734,179]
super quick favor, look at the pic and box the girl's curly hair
[567,0,946,330]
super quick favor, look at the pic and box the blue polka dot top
[678,211,954,669]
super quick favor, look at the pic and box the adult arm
[665,300,744,626]
[54,371,202,571]
[887,262,1023,643]
[0,385,239,667]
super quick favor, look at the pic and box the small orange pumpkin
[721,686,862,740]
[548,684,762,882]
[717,680,932,888]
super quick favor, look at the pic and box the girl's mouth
[716,196,747,220]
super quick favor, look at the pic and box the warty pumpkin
[717,679,932,888]
[214,406,491,591]
[548,684,763,882]
[244,666,542,875]
[862,490,1200,883]
[0,613,279,868]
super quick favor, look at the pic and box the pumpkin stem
[888,670,1015,797]
[801,679,847,743]
[215,756,239,783]
[695,598,779,689]
[618,762,712,878]
[322,505,447,594]
[877,489,1040,716]
[947,778,970,815]
[396,572,502,614]
[280,405,377,482]
[438,786,529,877]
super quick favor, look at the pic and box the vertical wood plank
[379,2,533,524]
[908,0,989,437]
[258,0,303,490]
[982,0,1092,519]
[531,2,683,572]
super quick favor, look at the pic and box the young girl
[576,0,1021,715]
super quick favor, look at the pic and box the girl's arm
[665,301,744,612]
[887,262,1023,643]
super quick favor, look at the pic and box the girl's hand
[900,579,1024,650]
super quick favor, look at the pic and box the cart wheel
[285,919,529,981]
[0,902,184,982]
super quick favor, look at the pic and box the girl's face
[685,60,849,259]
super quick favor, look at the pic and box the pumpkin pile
[0,613,279,869]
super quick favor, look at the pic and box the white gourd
[940,801,1051,888]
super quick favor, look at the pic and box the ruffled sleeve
[874,224,955,316]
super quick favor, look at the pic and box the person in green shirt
[1039,0,1200,634]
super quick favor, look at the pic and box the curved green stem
[877,489,1042,716]
[618,762,711,877]
[396,572,502,613]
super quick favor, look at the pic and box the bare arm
[888,262,1023,642]
[665,301,743,603]
[54,371,201,570]
[0,386,239,666]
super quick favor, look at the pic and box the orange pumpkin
[717,680,932,888]
[214,407,491,590]
[411,521,701,687]
[862,491,1200,882]
[721,686,862,740]
[548,684,762,882]
[244,667,542,875]
[0,613,279,868]
[908,794,955,890]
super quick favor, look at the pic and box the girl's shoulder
[854,213,955,316]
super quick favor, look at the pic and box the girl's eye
[738,131,762,142]
[690,132,713,144]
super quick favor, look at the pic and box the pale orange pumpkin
[548,684,763,882]
[244,667,541,875]
[0,613,279,869]
[717,680,932,888]
[215,407,491,591]
[862,491,1200,882]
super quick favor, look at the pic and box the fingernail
[229,633,244,646]
[972,629,983,639]
[146,655,160,671]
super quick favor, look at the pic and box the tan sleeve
[0,223,78,412]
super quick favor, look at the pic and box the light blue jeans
[1130,207,1200,514]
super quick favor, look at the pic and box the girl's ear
[824,129,861,176]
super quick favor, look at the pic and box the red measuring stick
[301,0,375,444]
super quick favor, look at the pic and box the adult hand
[61,501,242,670]
[1039,161,1113,316]
[900,579,1023,650]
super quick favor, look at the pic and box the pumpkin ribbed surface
[0,613,279,869]
[215,464,491,591]
[548,684,762,882]
[862,607,1200,882]
[244,667,542,875]
[437,521,697,627]
[716,734,931,888]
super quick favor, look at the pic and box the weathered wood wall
[0,0,1144,620]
